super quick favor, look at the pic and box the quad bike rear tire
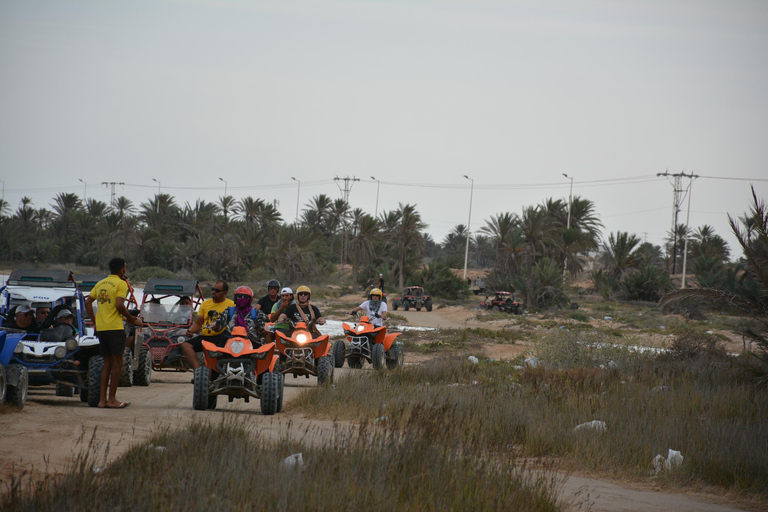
[133,347,152,386]
[261,371,279,415]
[347,356,364,369]
[317,355,332,385]
[333,339,346,368]
[55,382,75,397]
[6,364,28,409]
[119,347,133,387]
[87,356,104,408]
[426,300,433,312]
[372,343,385,370]
[192,366,210,411]
[386,344,404,370]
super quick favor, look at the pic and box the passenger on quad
[181,280,234,370]
[277,285,325,337]
[255,279,281,313]
[9,305,38,333]
[267,287,294,342]
[349,288,388,327]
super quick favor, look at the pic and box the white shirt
[359,300,388,327]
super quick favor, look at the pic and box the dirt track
[0,302,755,512]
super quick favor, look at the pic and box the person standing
[255,279,281,313]
[378,273,385,293]
[84,257,143,409]
[180,280,234,369]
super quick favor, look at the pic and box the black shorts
[97,329,127,356]
[185,334,228,352]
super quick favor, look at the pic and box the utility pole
[462,175,474,281]
[562,173,574,278]
[334,175,360,270]
[291,177,300,223]
[371,176,380,217]
[101,181,125,208]
[657,171,697,280]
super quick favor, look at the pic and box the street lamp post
[562,173,574,278]
[291,177,301,223]
[78,179,87,203]
[462,175,474,281]
[152,178,161,194]
[219,177,228,196]
[371,176,380,216]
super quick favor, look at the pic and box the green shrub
[129,266,176,282]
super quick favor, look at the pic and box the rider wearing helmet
[223,285,266,346]
[349,287,388,327]
[255,279,281,313]
[277,285,326,337]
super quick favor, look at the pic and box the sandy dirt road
[0,302,757,511]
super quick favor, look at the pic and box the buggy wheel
[403,301,409,311]
[87,356,104,408]
[392,301,399,311]
[119,347,133,387]
[426,300,433,312]
[192,366,210,410]
[55,382,75,397]
[0,364,6,404]
[317,355,332,385]
[277,372,285,412]
[333,339,346,368]
[6,364,28,409]
[261,371,279,415]
[386,344,404,370]
[514,305,522,315]
[134,347,152,386]
[372,343,385,370]
[347,356,364,369]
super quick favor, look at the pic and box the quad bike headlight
[356,325,364,333]
[296,333,308,344]
[54,346,67,359]
[66,338,78,351]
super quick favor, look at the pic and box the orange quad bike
[336,315,404,370]
[275,321,334,385]
[193,326,284,415]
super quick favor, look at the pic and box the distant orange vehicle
[193,326,283,415]
[337,315,404,370]
[275,321,333,385]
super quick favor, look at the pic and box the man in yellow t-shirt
[180,280,235,370]
[84,257,143,409]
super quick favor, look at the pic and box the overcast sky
[1,0,767,260]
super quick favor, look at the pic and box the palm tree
[386,203,426,289]
[661,187,768,388]
[690,225,730,263]
[218,195,237,223]
[479,213,524,275]
[348,214,381,281]
[602,231,641,276]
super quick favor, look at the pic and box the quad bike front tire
[55,382,75,397]
[347,356,364,369]
[277,372,285,413]
[426,300,433,312]
[192,366,211,411]
[0,364,6,404]
[5,364,28,409]
[386,344,405,370]
[372,343,386,370]
[87,356,104,408]
[119,347,133,387]
[403,301,410,311]
[133,347,152,386]
[333,339,346,368]
[317,355,332,385]
[261,371,279,415]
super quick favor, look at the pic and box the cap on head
[56,309,74,320]
[280,287,293,295]
[16,304,34,315]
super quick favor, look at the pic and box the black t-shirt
[283,303,322,325]
[256,294,279,313]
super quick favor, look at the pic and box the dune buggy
[131,278,205,385]
[391,286,432,312]
[0,269,101,408]
[480,291,523,314]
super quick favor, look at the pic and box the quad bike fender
[313,335,331,358]
[382,332,402,351]
[0,331,18,367]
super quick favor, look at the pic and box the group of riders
[177,279,387,371]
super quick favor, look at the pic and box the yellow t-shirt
[90,274,129,331]
[198,298,235,336]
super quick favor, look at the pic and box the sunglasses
[298,292,309,296]
[211,288,223,293]
[234,294,250,300]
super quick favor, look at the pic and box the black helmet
[267,279,280,289]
